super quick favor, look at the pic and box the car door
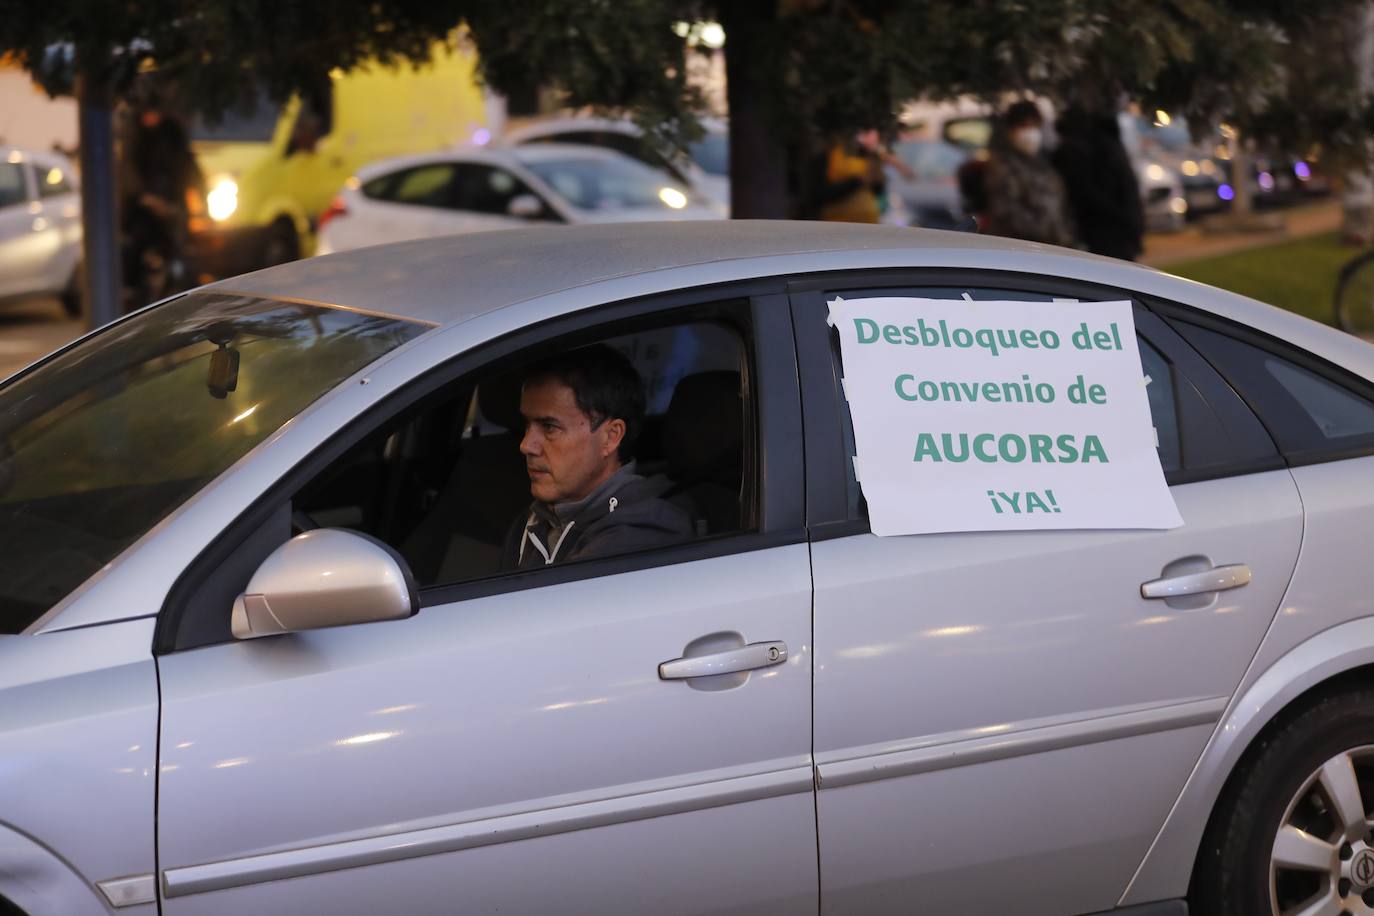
[792,277,1304,916]
[153,291,818,915]
[0,160,41,299]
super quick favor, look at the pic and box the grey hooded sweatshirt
[503,462,694,569]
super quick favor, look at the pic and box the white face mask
[1011,127,1043,155]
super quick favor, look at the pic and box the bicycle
[1333,246,1374,334]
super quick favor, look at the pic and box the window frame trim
[154,279,803,655]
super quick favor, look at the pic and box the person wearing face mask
[983,101,1077,247]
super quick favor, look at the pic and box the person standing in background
[1052,105,1145,260]
[983,101,1076,247]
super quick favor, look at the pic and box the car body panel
[0,617,158,914]
[1121,455,1374,905]
[8,223,1374,915]
[157,545,816,914]
[812,470,1303,913]
[0,148,80,303]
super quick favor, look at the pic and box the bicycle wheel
[1334,250,1374,335]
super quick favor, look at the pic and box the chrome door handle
[1141,563,1252,599]
[659,641,788,680]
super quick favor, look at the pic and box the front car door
[793,274,1303,915]
[0,159,41,299]
[153,289,818,914]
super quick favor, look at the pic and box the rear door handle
[659,641,788,680]
[1141,563,1252,599]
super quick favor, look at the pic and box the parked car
[0,147,81,316]
[502,115,731,212]
[884,137,972,230]
[315,144,722,254]
[7,222,1374,916]
[188,41,489,276]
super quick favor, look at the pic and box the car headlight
[207,177,239,222]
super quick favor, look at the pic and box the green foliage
[1,0,1370,203]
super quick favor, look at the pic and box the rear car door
[793,275,1303,916]
[154,289,818,914]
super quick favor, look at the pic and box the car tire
[59,266,82,320]
[261,219,300,267]
[1191,687,1374,916]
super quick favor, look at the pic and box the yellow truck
[190,42,489,277]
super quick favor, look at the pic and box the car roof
[205,220,1374,384]
[210,221,1065,325]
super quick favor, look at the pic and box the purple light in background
[1258,171,1275,191]
[1295,161,1312,180]
[472,127,492,146]
[1218,184,1235,201]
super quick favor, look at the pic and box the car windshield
[0,292,428,634]
[191,94,283,143]
[521,153,697,212]
[687,132,729,176]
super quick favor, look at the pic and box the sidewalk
[0,296,83,379]
[1142,199,1341,268]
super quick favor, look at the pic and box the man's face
[519,376,624,504]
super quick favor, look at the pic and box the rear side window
[37,164,72,197]
[454,165,536,214]
[1174,321,1374,462]
[0,163,26,209]
[370,164,459,208]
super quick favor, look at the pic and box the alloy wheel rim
[1271,746,1374,915]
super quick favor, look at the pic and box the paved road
[0,296,84,379]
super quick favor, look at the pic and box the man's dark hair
[523,344,645,462]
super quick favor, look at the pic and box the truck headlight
[207,177,239,222]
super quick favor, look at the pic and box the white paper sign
[829,296,1182,535]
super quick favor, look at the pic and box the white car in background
[316,144,723,255]
[501,115,732,212]
[0,148,81,316]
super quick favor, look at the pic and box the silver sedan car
[3,222,1374,916]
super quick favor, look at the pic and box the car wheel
[59,266,82,320]
[261,219,300,267]
[1192,688,1374,916]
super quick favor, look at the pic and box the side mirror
[507,193,546,220]
[231,529,417,639]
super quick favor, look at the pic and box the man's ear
[601,418,626,458]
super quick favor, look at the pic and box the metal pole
[75,68,121,329]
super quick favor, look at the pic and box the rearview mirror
[231,529,417,639]
[507,193,545,220]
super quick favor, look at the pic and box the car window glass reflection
[0,293,428,634]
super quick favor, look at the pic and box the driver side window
[292,309,757,589]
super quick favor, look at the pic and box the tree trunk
[720,1,789,219]
[75,67,121,329]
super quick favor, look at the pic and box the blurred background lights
[1217,183,1235,201]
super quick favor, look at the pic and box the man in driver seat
[504,345,693,568]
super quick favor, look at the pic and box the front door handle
[1141,563,1252,599]
[659,641,788,680]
